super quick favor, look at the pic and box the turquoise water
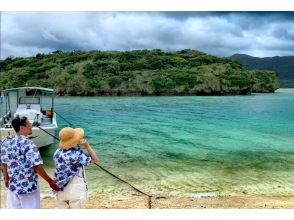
[41,89,294,197]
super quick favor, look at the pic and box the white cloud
[2,12,294,59]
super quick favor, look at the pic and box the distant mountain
[229,54,294,87]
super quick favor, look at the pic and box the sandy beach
[1,181,294,209]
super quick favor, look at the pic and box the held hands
[4,177,9,188]
[49,179,60,191]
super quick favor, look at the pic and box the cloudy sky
[2,11,294,59]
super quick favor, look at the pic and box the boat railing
[0,111,12,128]
[0,117,4,127]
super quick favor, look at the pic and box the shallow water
[40,89,294,197]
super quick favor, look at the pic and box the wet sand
[1,181,294,209]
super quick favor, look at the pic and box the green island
[0,49,278,96]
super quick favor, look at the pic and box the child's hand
[79,139,90,147]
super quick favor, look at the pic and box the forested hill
[229,53,294,88]
[0,49,278,96]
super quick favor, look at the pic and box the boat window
[19,97,40,104]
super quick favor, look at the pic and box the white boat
[0,87,58,148]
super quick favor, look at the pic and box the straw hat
[59,127,84,150]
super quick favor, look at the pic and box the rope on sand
[94,163,152,209]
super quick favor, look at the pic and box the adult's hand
[49,179,60,191]
[2,163,10,188]
[4,177,9,188]
[34,165,60,191]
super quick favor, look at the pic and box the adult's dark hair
[11,116,28,132]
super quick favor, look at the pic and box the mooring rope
[37,124,153,209]
[93,162,152,209]
[54,111,73,127]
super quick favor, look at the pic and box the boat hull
[0,124,58,148]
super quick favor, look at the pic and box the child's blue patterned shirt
[53,146,91,189]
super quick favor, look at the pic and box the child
[53,127,99,209]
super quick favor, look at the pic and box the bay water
[40,88,294,198]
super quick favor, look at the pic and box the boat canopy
[3,87,54,94]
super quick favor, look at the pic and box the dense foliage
[0,49,278,95]
[229,53,294,88]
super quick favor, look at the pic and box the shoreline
[2,182,294,209]
[54,90,276,97]
[37,194,294,209]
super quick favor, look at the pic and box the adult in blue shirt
[1,116,60,209]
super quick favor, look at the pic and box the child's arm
[79,139,99,164]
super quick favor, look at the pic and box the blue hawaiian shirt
[0,135,43,195]
[53,146,91,189]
